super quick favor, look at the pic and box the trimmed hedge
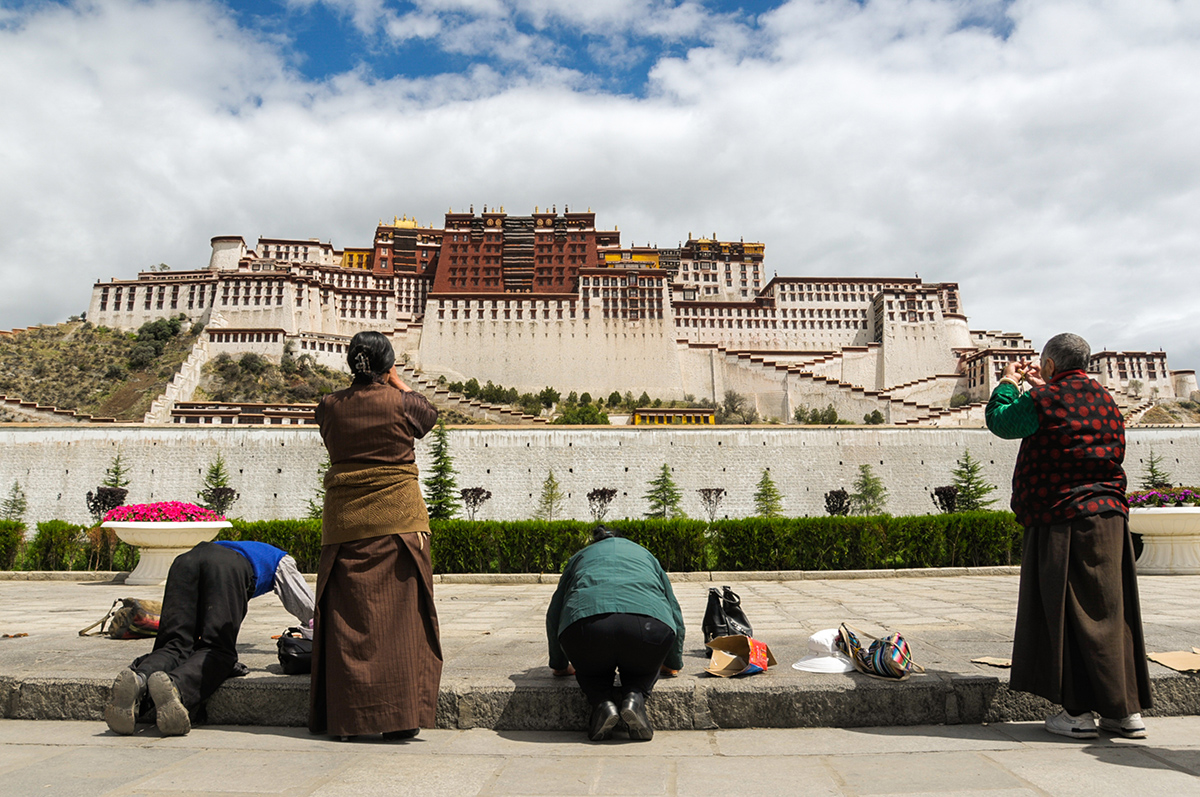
[429,518,710,574]
[225,519,323,573]
[712,512,1022,571]
[10,512,1023,574]
[0,520,25,569]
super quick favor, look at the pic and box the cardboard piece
[971,656,1012,668]
[1148,650,1200,673]
[704,635,777,678]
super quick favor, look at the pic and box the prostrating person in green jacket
[546,526,686,742]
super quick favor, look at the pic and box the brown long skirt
[1010,511,1152,718]
[308,533,442,736]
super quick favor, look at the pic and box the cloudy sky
[2,0,1198,371]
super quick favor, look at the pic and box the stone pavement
[1,570,1199,730]
[2,717,1200,796]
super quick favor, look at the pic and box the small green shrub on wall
[0,520,26,569]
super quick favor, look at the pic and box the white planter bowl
[1129,507,1200,576]
[102,521,231,586]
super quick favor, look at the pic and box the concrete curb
[0,566,1023,584]
[4,670,1196,730]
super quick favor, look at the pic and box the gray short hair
[1042,333,1091,372]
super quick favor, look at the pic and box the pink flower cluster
[103,502,225,523]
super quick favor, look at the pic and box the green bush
[712,512,1021,571]
[430,520,590,574]
[187,512,1021,575]
[0,520,25,569]
[225,519,323,573]
[23,520,87,570]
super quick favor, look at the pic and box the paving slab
[3,719,1200,796]
[1,572,1198,731]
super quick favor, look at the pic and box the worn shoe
[1099,713,1147,739]
[104,669,146,735]
[1045,710,1097,739]
[383,729,420,741]
[619,692,654,741]
[588,701,620,741]
[147,671,191,737]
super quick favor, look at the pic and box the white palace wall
[3,425,1198,529]
[417,310,684,397]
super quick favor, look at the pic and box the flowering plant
[1127,488,1200,508]
[103,502,225,523]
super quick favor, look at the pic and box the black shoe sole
[620,704,654,741]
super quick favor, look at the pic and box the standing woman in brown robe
[309,331,442,741]
[986,332,1151,740]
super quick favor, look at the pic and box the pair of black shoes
[588,692,653,742]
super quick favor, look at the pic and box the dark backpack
[277,627,312,675]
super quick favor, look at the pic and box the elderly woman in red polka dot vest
[987,332,1151,741]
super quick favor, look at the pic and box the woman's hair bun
[346,331,395,382]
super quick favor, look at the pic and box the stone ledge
[4,670,1196,730]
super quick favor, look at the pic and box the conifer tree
[951,449,997,511]
[1,480,27,522]
[534,470,566,521]
[644,463,685,519]
[103,450,132,489]
[306,455,330,520]
[1140,448,1174,490]
[753,469,784,518]
[423,418,460,520]
[850,464,888,515]
[197,453,239,515]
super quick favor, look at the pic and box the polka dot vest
[1011,370,1128,528]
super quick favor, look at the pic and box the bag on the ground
[702,586,753,657]
[835,623,923,680]
[78,598,162,639]
[277,627,312,675]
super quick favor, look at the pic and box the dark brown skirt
[308,533,442,736]
[1010,511,1152,717]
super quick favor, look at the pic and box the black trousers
[131,542,254,710]
[558,613,676,706]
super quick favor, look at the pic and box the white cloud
[1,0,1199,374]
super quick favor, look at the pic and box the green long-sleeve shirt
[545,537,686,672]
[985,381,1039,439]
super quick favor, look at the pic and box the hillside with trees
[0,318,199,420]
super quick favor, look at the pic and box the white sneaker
[1099,713,1147,739]
[1045,710,1098,739]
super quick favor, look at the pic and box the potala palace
[86,207,1196,425]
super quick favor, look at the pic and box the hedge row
[0,520,140,571]
[2,513,1023,574]
[225,513,1020,573]
[710,512,1022,571]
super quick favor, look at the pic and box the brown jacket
[316,382,439,545]
[316,382,438,465]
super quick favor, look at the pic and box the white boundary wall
[1,425,1198,527]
